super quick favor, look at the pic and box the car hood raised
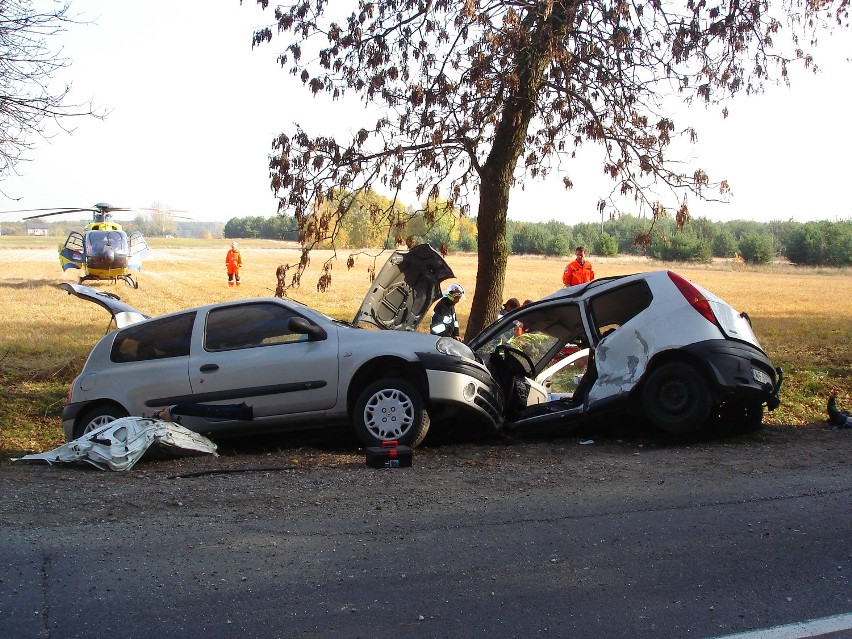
[353,244,455,331]
[60,283,150,328]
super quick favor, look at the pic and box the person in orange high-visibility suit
[225,241,243,286]
[562,245,594,287]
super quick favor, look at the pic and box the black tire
[74,405,129,439]
[353,378,430,448]
[641,362,712,434]
[709,399,764,436]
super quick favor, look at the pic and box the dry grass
[0,236,849,454]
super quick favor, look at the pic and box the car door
[188,301,339,418]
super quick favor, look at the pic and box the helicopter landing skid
[78,274,139,289]
[117,274,139,289]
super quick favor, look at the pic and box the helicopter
[9,203,154,288]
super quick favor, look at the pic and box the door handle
[199,364,219,373]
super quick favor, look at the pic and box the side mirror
[288,316,327,341]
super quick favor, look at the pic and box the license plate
[752,368,772,385]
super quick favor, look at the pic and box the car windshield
[474,303,588,373]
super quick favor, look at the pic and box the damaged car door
[186,301,339,429]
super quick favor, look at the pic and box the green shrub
[738,232,774,264]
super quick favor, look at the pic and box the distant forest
[222,212,852,267]
[7,211,850,266]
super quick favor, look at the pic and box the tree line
[221,208,851,267]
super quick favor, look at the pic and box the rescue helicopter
[11,203,153,288]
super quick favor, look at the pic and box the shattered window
[587,280,653,338]
[205,302,306,351]
[476,303,586,371]
[111,312,195,362]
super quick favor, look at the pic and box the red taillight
[66,377,78,404]
[667,271,718,326]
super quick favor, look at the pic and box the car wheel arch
[347,356,429,414]
[635,350,717,399]
[74,401,131,439]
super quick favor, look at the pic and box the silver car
[61,245,502,448]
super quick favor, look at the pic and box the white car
[62,247,781,447]
[469,270,782,435]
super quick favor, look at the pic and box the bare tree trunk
[465,6,575,339]
[467,170,511,339]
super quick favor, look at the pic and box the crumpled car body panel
[13,417,217,471]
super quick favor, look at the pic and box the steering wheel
[493,344,535,377]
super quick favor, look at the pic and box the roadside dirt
[1,423,848,529]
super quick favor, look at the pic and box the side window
[111,312,196,363]
[205,302,306,352]
[588,280,653,339]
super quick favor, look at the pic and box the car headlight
[435,337,474,359]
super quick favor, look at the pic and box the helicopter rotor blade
[20,208,102,219]
[0,205,137,220]
[139,208,193,220]
[0,207,96,216]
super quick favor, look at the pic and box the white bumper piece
[13,417,218,471]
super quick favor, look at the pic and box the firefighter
[225,241,243,286]
[562,246,594,287]
[430,283,465,339]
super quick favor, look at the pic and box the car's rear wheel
[353,378,430,448]
[74,405,129,439]
[641,362,712,434]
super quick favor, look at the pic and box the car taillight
[66,377,78,404]
[667,271,718,326]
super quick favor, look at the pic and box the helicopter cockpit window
[111,312,195,363]
[86,230,128,254]
[205,303,308,352]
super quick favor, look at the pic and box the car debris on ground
[12,416,218,471]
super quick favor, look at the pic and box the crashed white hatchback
[469,270,782,436]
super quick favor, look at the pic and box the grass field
[1,235,850,457]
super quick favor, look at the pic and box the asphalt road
[1,427,850,639]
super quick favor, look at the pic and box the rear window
[111,312,196,363]
[588,280,653,338]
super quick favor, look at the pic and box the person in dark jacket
[430,283,465,339]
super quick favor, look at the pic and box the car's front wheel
[353,378,431,448]
[641,362,712,434]
[74,405,130,439]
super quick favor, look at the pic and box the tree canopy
[249,0,848,336]
[0,1,99,187]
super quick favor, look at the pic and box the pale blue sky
[2,1,849,225]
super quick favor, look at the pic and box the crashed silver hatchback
[61,245,502,448]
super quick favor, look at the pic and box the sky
[1,0,850,227]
